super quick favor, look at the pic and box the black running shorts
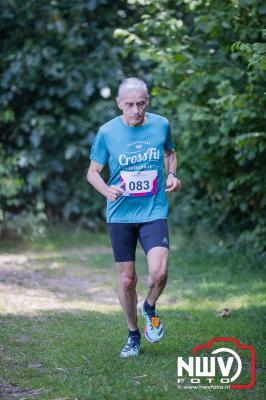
[108,219,169,262]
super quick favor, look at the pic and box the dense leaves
[0,0,265,252]
[0,0,140,236]
[114,0,266,252]
[232,28,266,70]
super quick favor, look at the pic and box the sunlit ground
[1,242,264,315]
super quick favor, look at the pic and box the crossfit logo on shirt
[119,142,160,166]
[119,148,159,166]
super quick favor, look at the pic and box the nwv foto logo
[177,337,256,390]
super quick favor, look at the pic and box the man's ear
[116,97,122,110]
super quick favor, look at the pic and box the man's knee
[119,271,137,291]
[150,269,167,286]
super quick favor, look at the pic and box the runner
[87,77,182,358]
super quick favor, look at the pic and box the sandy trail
[0,247,121,315]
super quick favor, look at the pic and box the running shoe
[119,335,141,358]
[139,300,164,343]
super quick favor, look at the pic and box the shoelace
[145,309,160,329]
[123,336,140,352]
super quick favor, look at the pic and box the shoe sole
[144,330,163,343]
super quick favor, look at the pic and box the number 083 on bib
[120,170,158,197]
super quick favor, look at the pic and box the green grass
[0,227,265,399]
[0,223,111,252]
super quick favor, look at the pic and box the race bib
[120,170,158,197]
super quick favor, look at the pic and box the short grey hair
[117,77,149,99]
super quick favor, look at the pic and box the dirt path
[0,247,122,315]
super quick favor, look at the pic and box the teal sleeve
[90,130,109,166]
[164,123,176,151]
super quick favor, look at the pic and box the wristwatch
[168,171,178,178]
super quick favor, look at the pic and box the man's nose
[132,104,139,114]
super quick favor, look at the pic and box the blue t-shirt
[90,112,175,223]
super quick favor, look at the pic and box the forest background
[1,0,265,254]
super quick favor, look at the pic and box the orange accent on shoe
[151,317,159,327]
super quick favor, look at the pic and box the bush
[114,0,266,253]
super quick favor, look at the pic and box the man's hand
[106,181,125,201]
[165,174,182,192]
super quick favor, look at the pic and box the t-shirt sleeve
[164,122,176,151]
[90,129,109,166]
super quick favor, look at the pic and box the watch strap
[168,171,178,178]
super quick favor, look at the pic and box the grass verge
[0,226,265,399]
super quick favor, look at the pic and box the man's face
[116,88,149,127]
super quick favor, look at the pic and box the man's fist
[165,175,182,192]
[106,182,125,201]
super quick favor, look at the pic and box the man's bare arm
[87,160,124,201]
[164,149,177,174]
[164,150,182,192]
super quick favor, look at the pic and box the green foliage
[0,144,46,239]
[232,28,266,70]
[1,0,265,253]
[115,0,266,252]
[0,0,140,236]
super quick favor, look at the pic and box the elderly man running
[87,77,181,358]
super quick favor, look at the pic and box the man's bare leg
[146,247,168,306]
[138,247,168,343]
[118,261,138,331]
